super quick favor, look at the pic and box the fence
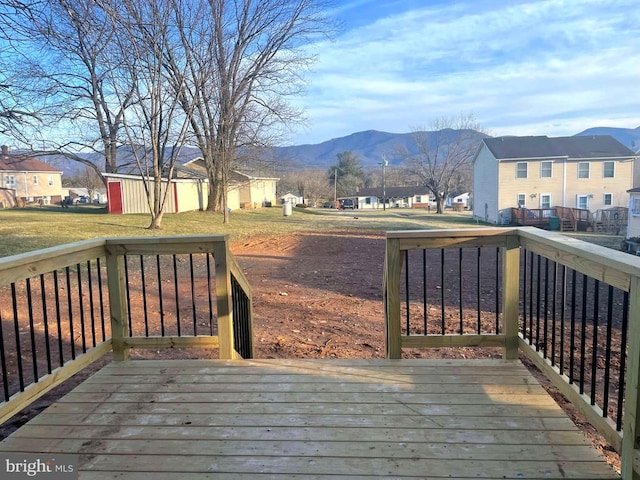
[384,227,640,478]
[0,235,252,425]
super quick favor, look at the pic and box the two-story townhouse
[472,135,636,224]
[0,145,64,206]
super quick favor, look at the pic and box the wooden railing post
[622,275,640,479]
[106,246,130,361]
[502,234,520,360]
[214,240,237,359]
[385,237,402,359]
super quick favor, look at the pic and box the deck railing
[384,227,640,479]
[0,234,252,425]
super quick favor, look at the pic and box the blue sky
[288,0,640,145]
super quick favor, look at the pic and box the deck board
[0,358,619,479]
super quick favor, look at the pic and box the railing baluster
[551,261,557,366]
[11,283,24,391]
[53,271,64,367]
[423,249,427,335]
[591,280,600,406]
[26,278,38,382]
[603,285,613,418]
[477,247,481,334]
[543,258,549,358]
[39,274,52,374]
[124,257,132,337]
[140,256,149,337]
[522,249,528,338]
[190,254,197,336]
[569,269,577,384]
[0,309,8,401]
[440,249,445,334]
[495,246,500,334]
[579,274,588,395]
[404,250,410,335]
[458,248,463,335]
[86,261,97,348]
[535,254,541,351]
[96,258,106,342]
[617,291,629,431]
[65,267,75,360]
[559,265,566,375]
[206,253,214,336]
[529,251,534,343]
[173,254,181,336]
[76,264,87,353]
[157,255,165,337]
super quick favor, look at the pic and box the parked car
[322,202,332,208]
[341,199,355,209]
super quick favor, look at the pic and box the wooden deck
[0,358,619,479]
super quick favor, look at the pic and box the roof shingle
[483,135,635,160]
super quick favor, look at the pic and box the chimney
[1,145,8,157]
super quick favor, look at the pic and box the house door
[108,181,123,214]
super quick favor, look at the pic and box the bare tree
[278,169,330,205]
[403,115,487,214]
[108,0,193,229]
[0,1,42,142]
[5,0,136,180]
[164,0,332,223]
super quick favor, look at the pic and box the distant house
[181,158,279,210]
[229,171,279,209]
[354,186,435,209]
[472,135,637,224]
[627,188,640,252]
[0,145,63,207]
[280,193,304,205]
[447,192,471,209]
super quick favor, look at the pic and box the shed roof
[483,135,635,160]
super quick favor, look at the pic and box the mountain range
[38,125,640,176]
[270,126,640,171]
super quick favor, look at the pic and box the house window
[517,193,526,208]
[577,195,589,210]
[633,198,640,215]
[48,176,54,187]
[516,162,528,179]
[604,193,612,206]
[416,195,421,203]
[540,194,551,209]
[540,161,552,178]
[5,175,15,186]
[365,197,371,205]
[32,176,38,185]
[603,161,615,178]
[578,162,590,179]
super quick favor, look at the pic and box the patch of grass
[0,207,482,257]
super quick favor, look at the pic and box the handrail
[0,235,253,426]
[384,227,640,478]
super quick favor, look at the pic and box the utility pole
[381,156,388,211]
[334,168,338,203]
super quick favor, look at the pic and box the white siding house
[627,187,640,242]
[473,135,637,225]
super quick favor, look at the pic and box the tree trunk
[436,195,445,214]
[148,211,163,229]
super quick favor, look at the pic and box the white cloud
[288,0,640,144]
